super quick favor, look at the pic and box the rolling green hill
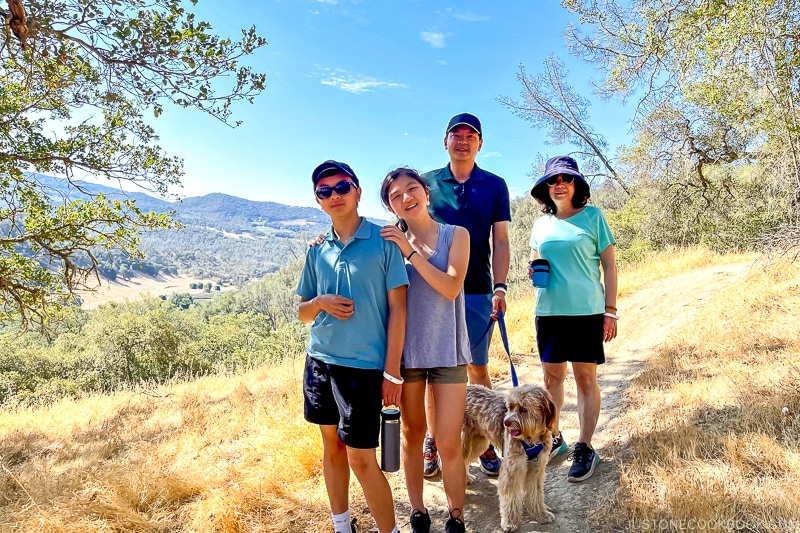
[37,175,331,281]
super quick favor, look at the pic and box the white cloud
[321,75,408,94]
[481,152,503,159]
[438,60,448,66]
[420,31,446,48]
[316,0,338,4]
[453,12,490,22]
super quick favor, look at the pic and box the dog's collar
[521,440,544,461]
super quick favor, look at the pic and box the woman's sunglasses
[315,180,358,199]
[545,174,575,186]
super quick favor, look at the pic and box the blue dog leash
[471,310,519,387]
[496,311,519,387]
[474,311,545,459]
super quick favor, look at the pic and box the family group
[295,113,618,533]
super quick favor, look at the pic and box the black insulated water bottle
[380,407,401,472]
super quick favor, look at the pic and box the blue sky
[149,0,633,219]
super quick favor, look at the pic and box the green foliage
[565,0,800,211]
[498,0,800,257]
[169,292,194,310]
[508,196,541,284]
[0,254,309,407]
[1,0,267,329]
[0,295,307,407]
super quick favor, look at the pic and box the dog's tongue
[509,429,520,437]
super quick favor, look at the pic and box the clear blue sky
[149,0,632,220]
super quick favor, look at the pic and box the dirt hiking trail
[391,262,752,533]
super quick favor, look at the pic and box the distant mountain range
[38,175,331,232]
[36,175,332,281]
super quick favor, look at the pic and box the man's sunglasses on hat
[315,180,358,200]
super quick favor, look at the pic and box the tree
[499,54,630,194]
[1,0,267,328]
[169,292,193,310]
[563,0,800,205]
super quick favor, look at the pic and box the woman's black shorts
[535,314,606,365]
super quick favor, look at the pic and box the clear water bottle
[380,407,401,472]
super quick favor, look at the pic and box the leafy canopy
[0,0,267,328]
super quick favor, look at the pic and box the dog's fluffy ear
[542,395,557,434]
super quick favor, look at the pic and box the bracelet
[493,283,507,291]
[406,250,417,261]
[605,305,617,312]
[383,371,404,385]
[494,286,507,294]
[603,312,619,320]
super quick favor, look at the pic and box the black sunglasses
[315,180,358,199]
[545,174,575,186]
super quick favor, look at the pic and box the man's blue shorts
[464,293,494,367]
[303,355,384,449]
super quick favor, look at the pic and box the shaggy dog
[462,384,556,531]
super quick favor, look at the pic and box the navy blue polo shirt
[424,164,511,294]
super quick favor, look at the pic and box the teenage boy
[297,160,408,533]
[422,113,511,477]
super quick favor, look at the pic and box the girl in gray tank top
[379,167,471,533]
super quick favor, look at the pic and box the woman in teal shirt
[528,155,618,483]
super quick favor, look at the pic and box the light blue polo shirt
[296,217,409,369]
[529,206,615,316]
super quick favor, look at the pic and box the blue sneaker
[568,442,600,482]
[549,431,568,460]
[479,444,501,476]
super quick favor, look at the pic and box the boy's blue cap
[312,160,360,187]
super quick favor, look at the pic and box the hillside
[3,252,797,532]
[36,175,331,281]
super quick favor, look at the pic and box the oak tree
[0,0,267,327]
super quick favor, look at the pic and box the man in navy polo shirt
[422,113,511,478]
[297,160,408,533]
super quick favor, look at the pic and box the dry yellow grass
[0,360,361,532]
[77,273,236,310]
[1,246,795,533]
[495,246,758,373]
[590,261,800,532]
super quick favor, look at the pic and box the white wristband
[603,312,619,320]
[493,287,507,294]
[383,371,404,385]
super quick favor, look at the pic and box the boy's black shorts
[303,355,384,449]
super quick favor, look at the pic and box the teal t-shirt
[296,218,409,369]
[529,206,615,316]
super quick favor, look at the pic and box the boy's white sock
[332,509,351,533]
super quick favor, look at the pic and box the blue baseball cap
[311,160,360,187]
[446,113,482,137]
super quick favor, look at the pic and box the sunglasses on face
[545,174,575,186]
[315,180,357,199]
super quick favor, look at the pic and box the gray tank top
[402,224,472,368]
